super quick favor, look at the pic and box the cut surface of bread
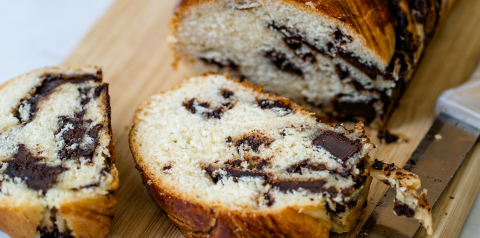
[130,74,432,237]
[0,66,118,238]
[170,0,450,127]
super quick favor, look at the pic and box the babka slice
[169,0,452,127]
[0,66,118,238]
[129,73,432,237]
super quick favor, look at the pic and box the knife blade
[356,60,480,237]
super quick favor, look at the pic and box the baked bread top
[0,66,118,238]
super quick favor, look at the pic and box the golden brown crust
[172,0,396,65]
[60,169,118,238]
[134,164,330,238]
[0,198,43,238]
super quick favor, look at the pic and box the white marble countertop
[0,1,479,237]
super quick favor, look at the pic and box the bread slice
[129,73,432,237]
[169,0,450,127]
[0,66,118,238]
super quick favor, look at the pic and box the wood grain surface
[63,0,480,237]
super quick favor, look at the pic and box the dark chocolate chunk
[206,161,269,184]
[353,175,367,189]
[199,57,239,71]
[283,37,317,63]
[80,97,90,106]
[287,159,310,174]
[37,227,74,238]
[206,108,224,119]
[270,179,328,193]
[333,29,352,45]
[183,98,227,119]
[349,79,367,91]
[371,159,385,170]
[225,168,267,179]
[264,50,303,76]
[15,73,100,124]
[205,165,219,184]
[268,23,318,63]
[255,161,269,170]
[264,192,275,206]
[267,22,400,81]
[258,99,293,115]
[79,182,100,189]
[384,163,395,172]
[57,116,103,161]
[225,160,242,167]
[4,144,67,193]
[198,102,210,108]
[337,50,383,80]
[326,202,348,214]
[284,37,302,50]
[286,159,329,175]
[378,130,400,144]
[79,88,92,106]
[163,164,172,171]
[88,124,103,139]
[332,96,377,124]
[183,99,197,114]
[335,204,346,213]
[15,95,39,123]
[313,131,362,161]
[393,199,415,218]
[335,64,350,80]
[242,155,270,170]
[93,84,107,99]
[235,134,274,152]
[221,89,234,99]
[100,167,111,175]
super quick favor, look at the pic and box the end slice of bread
[130,73,432,237]
[169,0,449,127]
[0,66,118,238]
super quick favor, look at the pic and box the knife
[356,59,480,238]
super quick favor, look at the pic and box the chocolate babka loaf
[129,74,432,237]
[0,66,118,238]
[169,0,452,127]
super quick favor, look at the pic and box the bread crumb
[434,134,442,140]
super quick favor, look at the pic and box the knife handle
[435,60,480,130]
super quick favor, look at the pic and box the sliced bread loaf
[130,73,432,237]
[0,66,118,238]
[169,0,452,127]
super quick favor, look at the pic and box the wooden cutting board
[63,0,480,237]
